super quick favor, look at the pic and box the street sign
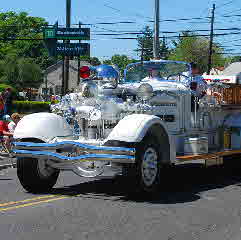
[43,27,90,40]
[43,27,91,56]
[56,28,90,40]
[56,43,90,56]
[43,28,56,39]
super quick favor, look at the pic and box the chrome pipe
[13,149,135,164]
[14,141,135,156]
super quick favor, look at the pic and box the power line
[216,0,235,9]
[2,31,241,41]
[219,38,241,43]
[2,25,241,35]
[2,14,241,29]
[219,7,241,15]
[103,2,152,21]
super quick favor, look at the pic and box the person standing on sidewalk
[3,88,13,116]
[0,93,4,119]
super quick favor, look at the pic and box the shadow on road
[50,163,241,204]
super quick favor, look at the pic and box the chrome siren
[94,64,119,89]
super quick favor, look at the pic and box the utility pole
[63,0,71,94]
[77,21,81,86]
[207,3,215,75]
[153,0,160,59]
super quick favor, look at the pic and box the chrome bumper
[13,141,135,164]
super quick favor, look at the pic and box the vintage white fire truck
[13,60,241,193]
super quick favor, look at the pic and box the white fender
[105,114,168,143]
[14,113,73,142]
[105,114,176,163]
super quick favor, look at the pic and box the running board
[176,149,241,167]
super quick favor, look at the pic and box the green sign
[43,28,56,39]
[43,27,91,57]
[43,27,90,40]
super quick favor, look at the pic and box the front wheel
[17,157,59,193]
[123,134,163,193]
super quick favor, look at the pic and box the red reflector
[190,82,197,91]
[79,66,90,79]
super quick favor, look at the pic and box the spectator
[50,95,56,104]
[0,115,13,150]
[3,88,13,116]
[8,113,21,133]
[0,93,4,119]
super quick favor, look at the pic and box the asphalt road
[1,163,241,240]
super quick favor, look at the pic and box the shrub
[13,101,51,113]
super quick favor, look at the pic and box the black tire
[122,134,163,193]
[17,157,59,193]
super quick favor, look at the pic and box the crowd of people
[0,88,19,153]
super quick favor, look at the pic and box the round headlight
[137,83,154,101]
[89,109,102,121]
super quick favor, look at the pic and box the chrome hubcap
[141,147,158,187]
[73,161,105,178]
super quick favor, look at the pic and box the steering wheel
[167,73,189,82]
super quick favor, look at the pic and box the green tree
[103,54,137,76]
[78,56,101,66]
[225,55,241,65]
[0,11,56,70]
[0,56,43,89]
[136,26,170,60]
[159,37,169,59]
[0,54,19,86]
[168,32,226,73]
[90,57,101,66]
[0,12,48,58]
[136,26,153,61]
[18,58,43,89]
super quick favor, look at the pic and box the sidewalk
[0,153,16,170]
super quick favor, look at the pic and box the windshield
[124,61,191,83]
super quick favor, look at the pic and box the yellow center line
[0,195,58,207]
[0,195,71,212]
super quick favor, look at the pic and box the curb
[0,163,16,171]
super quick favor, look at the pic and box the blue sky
[1,0,241,60]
